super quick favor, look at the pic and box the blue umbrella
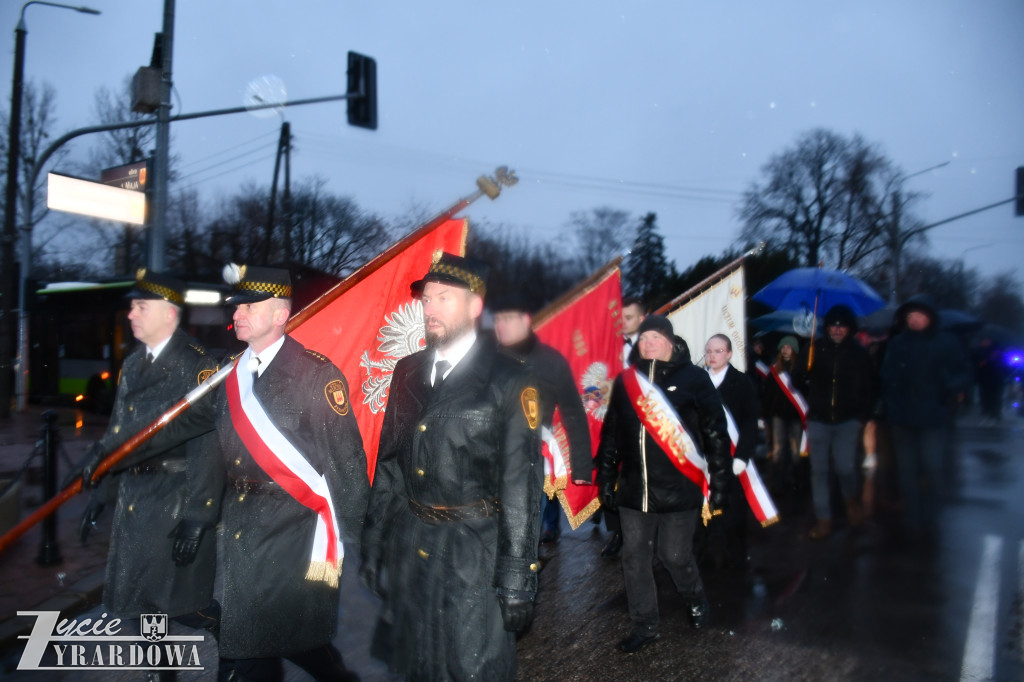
[752,268,887,318]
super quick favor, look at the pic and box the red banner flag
[533,265,622,528]
[289,218,468,481]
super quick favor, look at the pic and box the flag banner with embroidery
[666,264,747,372]
[289,218,468,481]
[533,265,622,528]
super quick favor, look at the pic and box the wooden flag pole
[653,242,764,315]
[288,166,517,329]
[0,363,234,555]
[532,256,623,329]
[0,166,518,556]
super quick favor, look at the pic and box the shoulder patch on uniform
[521,386,540,430]
[305,349,330,364]
[187,342,208,356]
[325,379,350,416]
[197,368,215,385]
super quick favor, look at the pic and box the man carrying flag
[361,253,542,681]
[596,315,731,653]
[133,264,369,681]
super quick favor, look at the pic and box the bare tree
[0,81,75,278]
[569,206,633,274]
[739,128,915,273]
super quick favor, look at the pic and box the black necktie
[434,360,451,388]
[252,357,262,382]
[624,338,633,347]
[144,352,155,368]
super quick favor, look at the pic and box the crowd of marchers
[63,257,995,681]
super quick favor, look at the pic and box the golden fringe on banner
[305,559,342,588]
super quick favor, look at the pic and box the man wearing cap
[492,293,593,544]
[137,264,368,681]
[793,304,876,540]
[68,269,222,674]
[360,253,542,681]
[595,315,731,653]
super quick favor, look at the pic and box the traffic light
[1016,166,1024,217]
[347,51,377,130]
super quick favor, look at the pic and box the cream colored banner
[666,266,747,372]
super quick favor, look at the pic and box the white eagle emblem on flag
[359,301,425,413]
[580,362,612,421]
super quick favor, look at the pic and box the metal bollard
[35,410,63,566]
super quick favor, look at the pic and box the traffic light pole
[9,89,362,412]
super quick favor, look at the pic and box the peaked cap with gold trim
[410,252,489,298]
[223,263,292,304]
[126,268,185,306]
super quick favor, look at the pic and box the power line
[173,151,278,193]
[173,142,278,186]
[176,128,280,170]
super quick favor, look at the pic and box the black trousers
[619,507,703,636]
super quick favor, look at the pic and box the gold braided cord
[136,280,184,305]
[428,262,486,295]
[236,281,292,298]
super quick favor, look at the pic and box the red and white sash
[771,367,810,456]
[621,367,709,499]
[722,406,779,527]
[226,353,343,587]
[540,418,569,499]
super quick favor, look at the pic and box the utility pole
[148,0,174,271]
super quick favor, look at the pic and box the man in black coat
[792,304,876,539]
[492,293,593,543]
[130,265,369,681]
[595,315,731,654]
[880,294,970,538]
[70,270,221,666]
[361,254,542,681]
[700,333,760,567]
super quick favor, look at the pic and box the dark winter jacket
[500,331,593,480]
[880,294,971,428]
[792,326,876,424]
[595,341,731,513]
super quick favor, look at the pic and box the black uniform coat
[94,328,220,619]
[138,334,369,659]
[596,343,732,513]
[716,364,760,464]
[213,336,369,659]
[362,337,542,682]
[501,331,593,480]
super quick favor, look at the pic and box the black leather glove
[359,554,386,598]
[498,596,534,633]
[168,520,208,567]
[79,498,105,545]
[600,482,618,514]
[64,443,106,490]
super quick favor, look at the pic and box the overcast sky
[3,1,1022,285]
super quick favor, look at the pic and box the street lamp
[1,1,100,416]
[887,161,951,304]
